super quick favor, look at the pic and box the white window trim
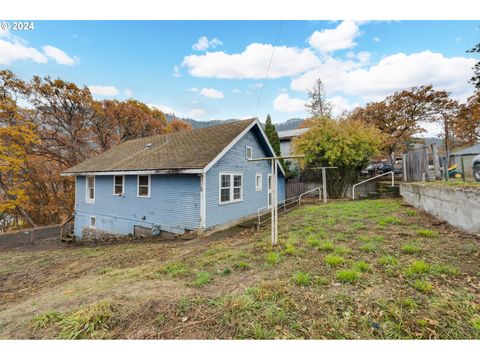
[219,172,243,205]
[245,146,253,160]
[255,173,263,191]
[85,176,95,203]
[89,216,96,229]
[113,175,125,196]
[137,175,151,198]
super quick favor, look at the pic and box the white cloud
[187,108,208,119]
[373,37,381,43]
[192,36,223,51]
[291,51,476,102]
[308,20,361,53]
[0,38,47,65]
[149,104,178,115]
[124,89,133,97]
[88,85,119,97]
[200,88,224,99]
[42,45,77,65]
[328,96,358,116]
[232,89,242,94]
[419,121,443,138]
[273,93,306,113]
[250,83,263,89]
[182,43,320,79]
[189,87,199,92]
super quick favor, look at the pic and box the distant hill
[166,114,305,131]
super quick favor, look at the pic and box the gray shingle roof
[63,118,257,174]
[451,143,480,156]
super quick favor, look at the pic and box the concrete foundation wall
[400,182,480,234]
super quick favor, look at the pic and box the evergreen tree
[264,114,281,156]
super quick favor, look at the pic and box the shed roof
[63,118,258,175]
[451,143,480,156]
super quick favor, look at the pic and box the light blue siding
[74,174,200,238]
[205,127,286,229]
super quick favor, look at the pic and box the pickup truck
[473,154,480,182]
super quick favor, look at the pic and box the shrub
[405,260,430,277]
[318,240,335,252]
[378,255,398,266]
[413,279,432,293]
[416,229,438,238]
[192,271,212,287]
[222,268,232,276]
[324,254,345,267]
[353,261,372,273]
[292,271,312,286]
[401,244,421,254]
[336,269,360,283]
[265,252,281,266]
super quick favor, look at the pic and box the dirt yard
[1,199,479,339]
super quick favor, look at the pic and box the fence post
[402,153,408,182]
[431,144,441,180]
[461,157,466,182]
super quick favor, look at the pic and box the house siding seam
[205,127,286,229]
[74,174,200,238]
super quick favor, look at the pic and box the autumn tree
[293,116,383,198]
[453,92,480,144]
[305,79,332,118]
[165,118,193,133]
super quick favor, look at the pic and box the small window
[137,175,150,197]
[113,175,124,196]
[89,216,96,228]
[219,173,243,204]
[255,173,262,191]
[86,176,95,203]
[245,146,253,160]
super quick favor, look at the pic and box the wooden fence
[0,224,62,249]
[403,144,442,182]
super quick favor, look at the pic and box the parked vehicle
[473,154,480,182]
[378,161,393,173]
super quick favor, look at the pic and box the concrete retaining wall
[0,224,61,249]
[400,182,480,234]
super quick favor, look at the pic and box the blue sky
[0,20,479,133]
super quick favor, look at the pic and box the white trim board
[61,169,202,176]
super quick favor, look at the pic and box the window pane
[221,188,230,202]
[89,188,94,199]
[139,186,149,196]
[268,176,271,189]
[115,176,123,186]
[115,185,123,194]
[221,175,230,188]
[139,176,149,186]
[233,187,241,200]
[256,175,261,187]
[90,217,96,227]
[233,175,242,187]
[88,177,94,187]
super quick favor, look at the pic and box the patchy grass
[324,254,345,267]
[336,269,360,283]
[1,198,479,339]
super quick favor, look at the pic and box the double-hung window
[137,175,151,197]
[86,176,95,203]
[113,175,124,196]
[245,146,253,160]
[255,173,262,191]
[219,173,243,204]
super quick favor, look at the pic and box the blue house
[62,118,286,239]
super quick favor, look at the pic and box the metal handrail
[351,171,394,200]
[299,187,321,204]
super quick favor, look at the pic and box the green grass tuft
[405,260,430,277]
[291,271,312,286]
[405,209,417,216]
[282,242,297,255]
[236,261,251,270]
[378,216,402,225]
[31,311,62,330]
[359,242,377,253]
[163,262,189,277]
[431,263,460,276]
[318,240,335,252]
[378,255,398,266]
[324,254,345,267]
[353,260,372,272]
[416,229,438,238]
[192,271,212,287]
[221,268,232,276]
[471,316,480,331]
[333,245,351,255]
[399,297,417,309]
[401,244,421,254]
[336,269,360,283]
[413,279,432,293]
[265,252,281,266]
[306,236,320,247]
